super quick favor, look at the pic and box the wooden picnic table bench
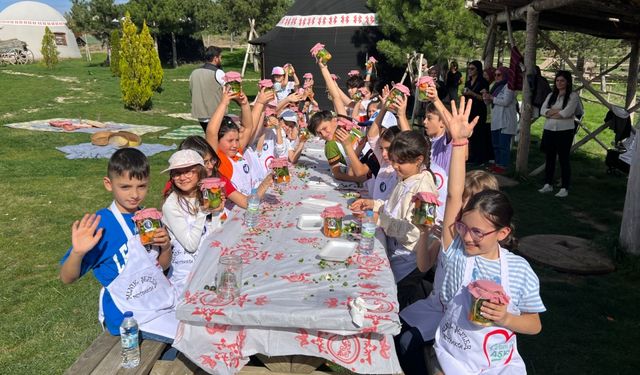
[65,332,335,375]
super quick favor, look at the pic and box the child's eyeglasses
[170,168,197,179]
[454,221,499,241]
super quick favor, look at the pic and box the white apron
[399,248,446,341]
[230,153,254,195]
[434,248,526,374]
[383,178,420,282]
[372,166,397,201]
[167,211,219,297]
[104,202,179,339]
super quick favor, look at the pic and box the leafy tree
[140,21,163,92]
[119,13,153,110]
[109,29,121,76]
[368,0,484,67]
[40,27,59,69]
[217,0,292,35]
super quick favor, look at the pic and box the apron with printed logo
[104,202,179,339]
[230,153,254,195]
[372,166,397,201]
[434,248,526,374]
[383,178,420,282]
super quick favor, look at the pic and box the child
[436,98,545,374]
[424,102,452,174]
[205,87,273,200]
[277,109,307,164]
[59,148,179,342]
[350,130,438,309]
[271,66,299,102]
[397,170,499,375]
[162,150,223,296]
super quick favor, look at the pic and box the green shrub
[140,21,163,92]
[119,13,152,110]
[109,29,121,77]
[40,26,59,69]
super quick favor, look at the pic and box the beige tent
[0,1,81,60]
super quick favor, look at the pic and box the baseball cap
[271,66,285,76]
[368,110,398,128]
[162,149,205,173]
[279,109,298,123]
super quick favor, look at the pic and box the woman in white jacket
[483,66,518,174]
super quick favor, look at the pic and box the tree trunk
[515,7,539,175]
[84,33,91,62]
[620,38,640,255]
[483,18,497,69]
[171,31,178,68]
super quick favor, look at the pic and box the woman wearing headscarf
[483,66,517,174]
[462,60,491,165]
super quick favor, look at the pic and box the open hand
[71,214,103,255]
[443,96,479,141]
[256,87,275,105]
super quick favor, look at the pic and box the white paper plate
[297,214,323,231]
[319,240,357,261]
[301,197,339,208]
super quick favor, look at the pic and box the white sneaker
[555,188,568,198]
[538,184,553,193]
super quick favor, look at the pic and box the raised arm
[441,97,478,250]
[237,93,254,150]
[318,62,347,115]
[367,85,390,140]
[205,88,234,151]
[394,94,412,132]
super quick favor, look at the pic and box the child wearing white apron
[105,202,179,339]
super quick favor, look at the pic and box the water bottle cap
[366,210,373,217]
[123,311,133,318]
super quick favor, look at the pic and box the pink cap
[303,73,313,79]
[224,71,242,83]
[271,66,285,76]
[348,70,360,77]
[367,56,378,64]
[321,205,345,219]
[200,177,225,191]
[412,192,442,205]
[310,43,325,57]
[392,83,411,96]
[259,79,273,88]
[468,280,510,305]
[264,107,276,117]
[303,81,313,89]
[133,208,162,221]
[418,76,435,87]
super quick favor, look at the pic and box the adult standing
[484,66,517,174]
[538,70,579,198]
[463,60,491,165]
[445,60,462,101]
[190,46,225,131]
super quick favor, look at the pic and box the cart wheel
[15,49,28,64]
[26,50,34,64]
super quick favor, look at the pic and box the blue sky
[0,0,127,15]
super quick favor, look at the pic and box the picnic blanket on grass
[4,119,167,135]
[57,142,176,159]
[159,125,204,140]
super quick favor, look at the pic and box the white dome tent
[0,1,81,60]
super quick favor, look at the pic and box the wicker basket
[91,131,113,146]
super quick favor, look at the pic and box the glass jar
[385,87,405,107]
[469,297,493,326]
[323,217,342,238]
[411,200,437,227]
[273,166,291,185]
[203,186,225,210]
[226,81,242,96]
[316,48,332,64]
[215,255,243,299]
[135,218,162,246]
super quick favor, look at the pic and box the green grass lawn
[0,51,638,374]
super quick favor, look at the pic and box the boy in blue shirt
[60,148,178,343]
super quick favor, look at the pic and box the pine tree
[109,29,121,77]
[40,26,59,69]
[140,21,163,92]
[119,13,153,110]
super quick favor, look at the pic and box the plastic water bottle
[120,311,140,368]
[359,210,376,255]
[245,188,260,228]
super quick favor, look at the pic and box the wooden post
[515,6,539,175]
[483,16,497,69]
[620,38,640,255]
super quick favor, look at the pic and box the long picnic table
[173,140,403,375]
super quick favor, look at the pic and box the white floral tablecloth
[174,139,402,374]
